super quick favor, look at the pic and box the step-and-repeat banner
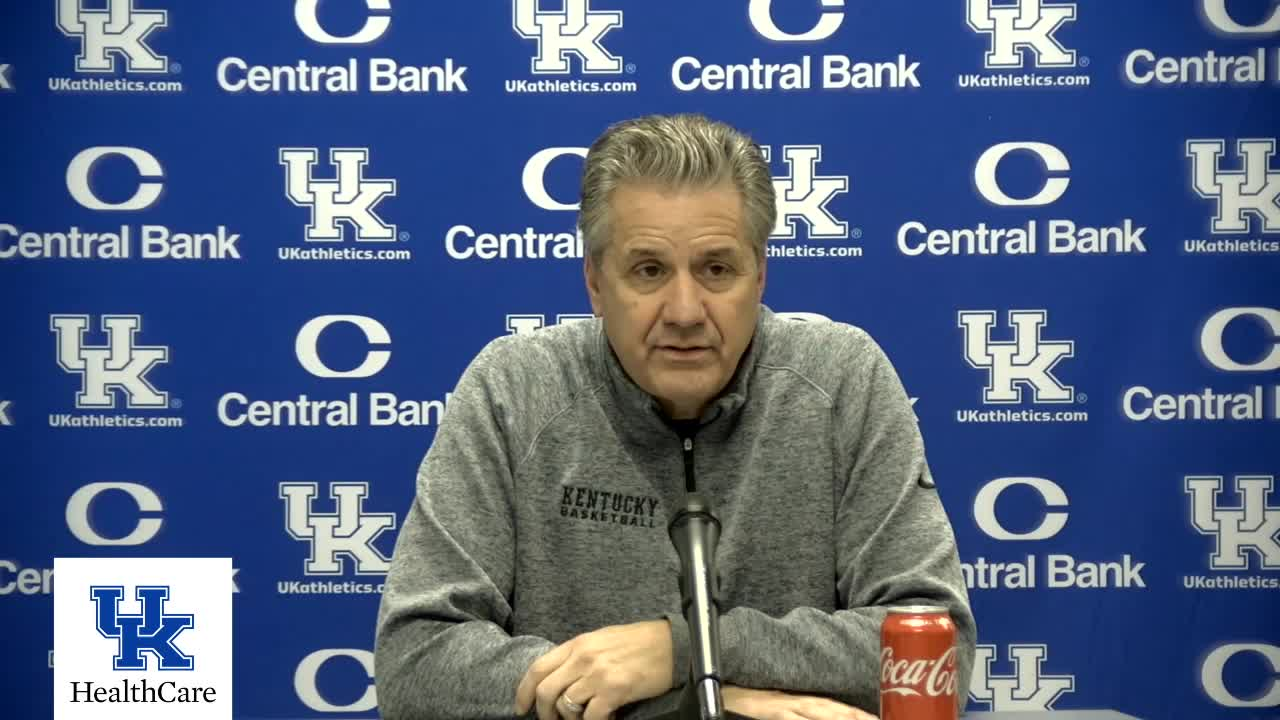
[2,1,1278,718]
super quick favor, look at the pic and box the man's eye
[634,263,664,279]
[705,263,732,277]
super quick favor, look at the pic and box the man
[375,114,976,720]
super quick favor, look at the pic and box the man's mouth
[657,345,712,359]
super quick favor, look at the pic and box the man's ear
[584,254,603,316]
[756,253,767,302]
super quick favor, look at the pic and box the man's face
[585,181,766,420]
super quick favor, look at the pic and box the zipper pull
[683,437,693,452]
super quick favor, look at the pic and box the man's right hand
[721,685,878,720]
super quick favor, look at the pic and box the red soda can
[880,605,958,720]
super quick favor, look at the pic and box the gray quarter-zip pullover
[375,306,976,719]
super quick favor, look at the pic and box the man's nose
[662,271,707,327]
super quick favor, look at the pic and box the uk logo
[280,148,397,242]
[51,315,169,410]
[0,400,11,426]
[762,145,849,240]
[959,310,1075,404]
[1187,139,1280,235]
[505,313,594,336]
[56,0,169,74]
[90,585,193,670]
[969,644,1075,710]
[1186,475,1280,570]
[280,483,396,575]
[966,0,1077,70]
[0,63,12,90]
[512,0,623,74]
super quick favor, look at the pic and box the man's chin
[651,378,723,416]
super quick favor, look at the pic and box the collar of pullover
[595,305,771,433]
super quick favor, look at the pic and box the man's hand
[723,685,878,720]
[514,620,674,720]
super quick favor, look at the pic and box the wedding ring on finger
[558,693,586,715]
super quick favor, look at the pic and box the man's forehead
[609,181,743,219]
[604,181,751,259]
[618,243,745,259]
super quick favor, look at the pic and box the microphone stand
[657,493,753,720]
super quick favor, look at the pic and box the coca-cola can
[880,605,958,720]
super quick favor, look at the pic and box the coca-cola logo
[881,646,958,697]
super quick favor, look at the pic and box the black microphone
[668,492,725,720]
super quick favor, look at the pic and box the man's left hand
[514,620,674,720]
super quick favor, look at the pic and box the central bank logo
[295,315,391,378]
[965,477,1145,589]
[281,148,397,243]
[763,145,849,240]
[68,482,165,546]
[898,141,1146,258]
[1187,475,1280,570]
[1201,0,1280,34]
[296,649,377,712]
[967,0,1077,69]
[2,484,166,600]
[675,1,918,93]
[3,146,240,262]
[970,644,1075,710]
[748,0,845,42]
[1125,2,1279,89]
[56,0,169,74]
[974,142,1070,207]
[67,146,164,211]
[4,146,240,262]
[295,0,391,44]
[1202,307,1280,372]
[513,0,622,74]
[1187,139,1280,236]
[1123,307,1279,421]
[1201,643,1280,708]
[974,477,1069,541]
[280,483,396,575]
[90,585,192,670]
[52,315,169,410]
[522,146,588,211]
[218,0,466,94]
[447,146,587,260]
[219,316,446,427]
[960,310,1075,404]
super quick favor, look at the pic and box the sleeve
[667,331,977,715]
[374,345,553,720]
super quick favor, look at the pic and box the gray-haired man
[375,114,976,720]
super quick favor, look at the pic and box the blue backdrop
[2,1,1278,718]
